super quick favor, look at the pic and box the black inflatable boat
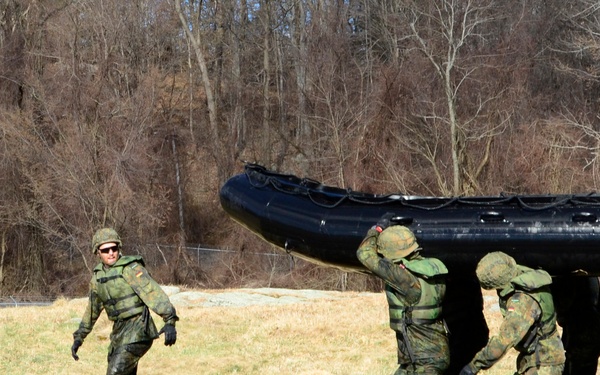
[220,163,600,276]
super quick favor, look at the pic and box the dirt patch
[166,287,373,307]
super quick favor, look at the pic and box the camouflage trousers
[517,364,564,375]
[106,340,153,375]
[393,363,446,374]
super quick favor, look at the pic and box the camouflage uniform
[357,226,450,374]
[72,229,178,375]
[462,252,565,375]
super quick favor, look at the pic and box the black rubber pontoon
[220,163,600,276]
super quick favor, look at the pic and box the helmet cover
[376,226,419,260]
[92,228,122,254]
[476,251,518,290]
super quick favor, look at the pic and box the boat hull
[220,163,600,276]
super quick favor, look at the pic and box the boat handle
[480,211,505,223]
[572,212,597,223]
[390,216,413,226]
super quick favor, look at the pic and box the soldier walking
[71,228,179,375]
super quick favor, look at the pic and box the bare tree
[175,0,234,183]
[2,0,600,295]
[404,0,505,195]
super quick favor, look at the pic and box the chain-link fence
[0,296,53,308]
[134,243,298,276]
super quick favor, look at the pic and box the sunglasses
[99,246,119,254]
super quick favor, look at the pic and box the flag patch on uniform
[136,271,143,278]
[508,306,515,312]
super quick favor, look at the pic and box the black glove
[459,365,477,375]
[71,339,82,361]
[159,324,177,346]
[375,212,396,231]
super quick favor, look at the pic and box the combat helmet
[476,251,518,290]
[376,226,420,260]
[92,228,122,254]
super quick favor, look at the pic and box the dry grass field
[0,289,547,375]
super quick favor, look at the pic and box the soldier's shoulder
[506,291,539,311]
[403,257,448,277]
[92,262,104,272]
[117,255,145,267]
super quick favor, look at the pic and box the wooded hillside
[1,0,599,296]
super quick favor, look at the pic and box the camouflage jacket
[469,268,565,373]
[73,255,178,347]
[357,228,450,369]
